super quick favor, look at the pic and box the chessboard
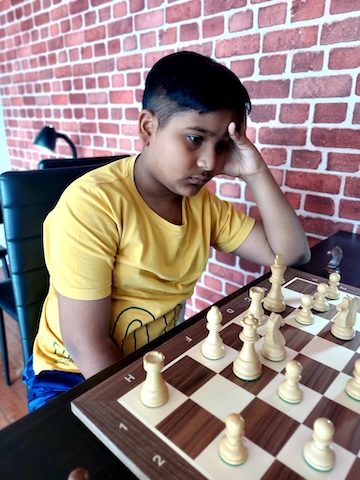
[71,268,360,480]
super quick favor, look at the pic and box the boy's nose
[197,149,217,172]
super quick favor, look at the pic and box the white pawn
[278,360,303,403]
[233,314,262,381]
[247,286,266,325]
[303,418,335,472]
[140,351,168,408]
[218,413,248,465]
[312,283,330,312]
[345,358,360,401]
[202,306,225,360]
[296,294,314,325]
[261,312,286,361]
[326,272,341,300]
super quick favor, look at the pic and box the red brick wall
[0,0,359,317]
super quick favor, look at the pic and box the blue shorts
[23,355,84,412]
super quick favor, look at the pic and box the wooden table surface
[0,230,359,479]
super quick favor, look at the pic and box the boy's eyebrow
[185,126,229,138]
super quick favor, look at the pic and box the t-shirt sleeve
[43,180,119,300]
[207,189,255,253]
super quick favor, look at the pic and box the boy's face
[139,108,239,199]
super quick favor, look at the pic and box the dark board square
[156,399,224,459]
[221,363,278,396]
[304,397,360,454]
[292,353,339,394]
[318,322,360,352]
[163,356,215,396]
[282,324,314,351]
[241,398,300,456]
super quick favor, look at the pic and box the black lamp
[34,125,77,158]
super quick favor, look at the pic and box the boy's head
[142,51,251,129]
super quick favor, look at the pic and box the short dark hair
[142,51,251,128]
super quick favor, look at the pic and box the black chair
[0,162,117,385]
[38,154,129,169]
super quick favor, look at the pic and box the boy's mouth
[189,175,208,185]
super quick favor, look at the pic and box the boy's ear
[138,109,156,146]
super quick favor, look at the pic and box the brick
[356,74,360,96]
[250,104,277,123]
[180,22,199,41]
[230,58,255,78]
[339,199,360,220]
[108,18,132,37]
[301,216,350,237]
[243,79,290,99]
[94,59,114,73]
[70,0,88,14]
[69,93,86,104]
[329,46,360,70]
[219,182,241,198]
[195,285,222,304]
[114,2,127,16]
[166,0,201,23]
[291,150,322,169]
[258,2,287,28]
[203,16,224,38]
[229,10,253,33]
[353,103,360,124]
[330,0,360,14]
[204,0,246,15]
[260,147,287,166]
[159,27,177,45]
[291,52,324,73]
[280,103,309,124]
[215,250,236,267]
[313,103,347,124]
[99,122,119,135]
[263,26,318,53]
[293,75,352,98]
[285,191,301,210]
[286,171,341,194]
[259,127,307,146]
[129,0,144,13]
[304,194,335,216]
[85,25,106,42]
[239,257,263,274]
[321,17,360,45]
[204,274,223,292]
[117,54,143,70]
[95,43,106,57]
[291,0,325,21]
[88,92,107,103]
[327,153,360,173]
[140,32,156,49]
[215,34,260,58]
[311,128,360,150]
[344,177,360,198]
[135,10,164,30]
[259,54,286,75]
[124,36,138,51]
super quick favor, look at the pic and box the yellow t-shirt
[33,156,255,374]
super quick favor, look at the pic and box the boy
[24,51,310,411]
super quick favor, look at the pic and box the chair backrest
[38,155,129,169]
[0,163,117,364]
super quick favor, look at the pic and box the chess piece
[247,286,266,325]
[218,413,248,465]
[202,306,225,360]
[331,295,357,340]
[261,312,286,361]
[67,468,90,480]
[326,272,341,300]
[345,358,360,401]
[303,418,335,472]
[263,254,286,313]
[140,351,169,407]
[295,294,314,325]
[312,283,330,312]
[324,245,343,276]
[278,359,303,403]
[233,313,262,381]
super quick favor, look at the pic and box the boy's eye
[187,135,202,144]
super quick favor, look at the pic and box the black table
[297,230,360,288]
[0,230,359,479]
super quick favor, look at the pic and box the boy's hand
[221,119,265,180]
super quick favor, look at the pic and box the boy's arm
[224,121,310,267]
[58,293,122,379]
